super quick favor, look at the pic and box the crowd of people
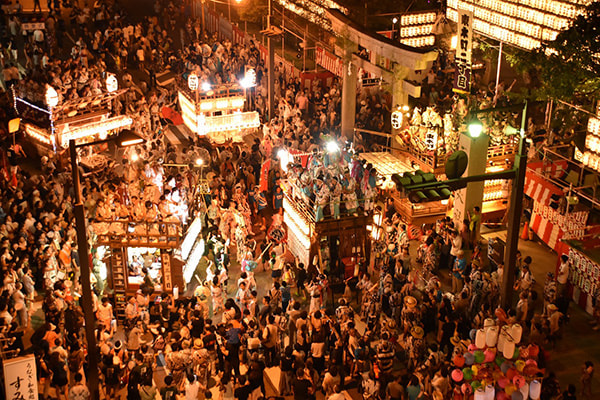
[0,0,597,400]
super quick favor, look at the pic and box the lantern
[519,381,529,400]
[391,110,403,129]
[529,380,542,400]
[106,74,118,93]
[474,388,486,400]
[503,338,515,359]
[485,384,495,400]
[486,326,498,347]
[45,85,59,108]
[511,324,523,343]
[475,329,486,349]
[188,73,199,91]
[484,318,495,330]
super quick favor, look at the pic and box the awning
[524,160,568,204]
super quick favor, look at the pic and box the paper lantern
[485,384,495,400]
[528,344,539,358]
[45,85,59,108]
[469,344,478,352]
[497,391,509,400]
[188,73,199,91]
[465,352,475,365]
[463,367,473,381]
[106,74,118,92]
[515,360,526,372]
[452,368,464,382]
[505,384,516,396]
[474,350,485,364]
[472,381,482,390]
[474,388,486,400]
[503,339,515,359]
[471,365,479,376]
[462,383,473,395]
[525,359,538,368]
[512,391,523,400]
[513,375,526,389]
[501,362,512,374]
[529,380,542,400]
[496,356,505,367]
[486,327,498,348]
[484,318,496,330]
[519,382,529,400]
[484,349,495,363]
[498,377,509,388]
[454,354,466,367]
[511,324,523,343]
[476,329,486,349]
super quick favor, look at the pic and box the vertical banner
[453,9,473,94]
[4,355,38,400]
[259,159,271,192]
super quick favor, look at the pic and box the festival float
[277,144,372,282]
[13,75,132,170]
[178,69,261,145]
[388,99,520,225]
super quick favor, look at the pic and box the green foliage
[507,2,600,103]
[237,0,267,23]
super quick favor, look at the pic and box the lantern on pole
[188,73,199,91]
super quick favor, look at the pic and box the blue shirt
[453,257,467,279]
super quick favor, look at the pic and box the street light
[467,116,484,138]
[69,129,146,400]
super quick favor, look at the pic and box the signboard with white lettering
[4,356,38,400]
[453,10,473,94]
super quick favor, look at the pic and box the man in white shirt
[449,229,462,269]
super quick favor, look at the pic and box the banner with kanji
[315,46,344,77]
[259,159,271,192]
[453,10,473,93]
[4,355,37,400]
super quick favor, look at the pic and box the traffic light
[392,170,463,203]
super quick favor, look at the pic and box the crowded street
[2,0,600,400]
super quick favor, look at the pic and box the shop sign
[568,247,600,295]
[453,10,473,94]
[3,355,37,400]
[532,202,588,240]
[315,46,344,77]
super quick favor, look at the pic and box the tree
[508,1,600,103]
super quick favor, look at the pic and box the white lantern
[45,85,59,108]
[188,73,199,91]
[520,381,529,400]
[391,111,403,129]
[485,384,495,400]
[474,388,486,400]
[475,329,486,349]
[486,326,498,348]
[529,380,542,400]
[512,324,523,343]
[484,318,495,330]
[106,74,118,93]
[503,338,515,359]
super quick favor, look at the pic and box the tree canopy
[508,1,600,103]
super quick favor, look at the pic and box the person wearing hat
[407,325,426,370]
[547,303,563,345]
